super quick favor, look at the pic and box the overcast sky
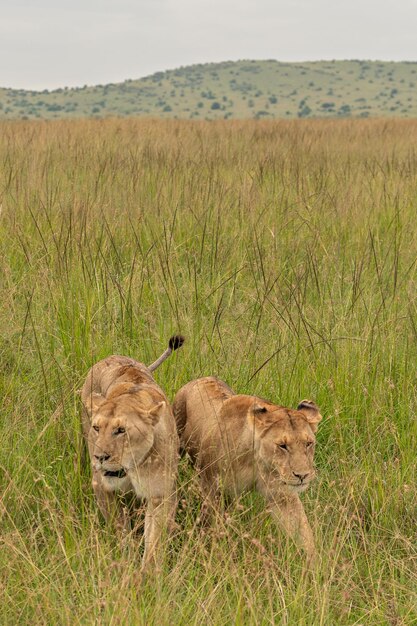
[1,0,417,90]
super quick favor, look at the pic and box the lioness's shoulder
[196,376,235,399]
[174,376,234,404]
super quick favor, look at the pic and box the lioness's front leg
[92,472,130,532]
[263,488,315,559]
[142,494,176,572]
[196,466,223,527]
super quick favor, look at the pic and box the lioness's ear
[147,401,166,425]
[297,400,322,432]
[84,392,106,417]
[249,403,275,429]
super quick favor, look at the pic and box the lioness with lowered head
[80,336,184,571]
[173,376,322,559]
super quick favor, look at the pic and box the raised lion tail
[148,335,185,372]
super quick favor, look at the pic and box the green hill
[2,59,417,120]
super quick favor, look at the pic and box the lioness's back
[173,376,235,458]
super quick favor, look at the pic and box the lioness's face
[89,400,164,479]
[252,401,322,492]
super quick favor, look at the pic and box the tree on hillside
[298,105,312,118]
[338,104,351,116]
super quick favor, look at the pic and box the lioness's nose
[94,453,110,462]
[293,472,309,482]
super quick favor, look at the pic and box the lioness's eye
[114,427,126,435]
[278,443,288,451]
[93,425,99,432]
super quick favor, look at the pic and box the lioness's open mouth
[103,469,127,478]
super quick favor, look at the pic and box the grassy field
[2,59,417,121]
[0,117,416,625]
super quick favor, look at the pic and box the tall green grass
[0,118,416,624]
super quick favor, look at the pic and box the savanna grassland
[0,117,416,625]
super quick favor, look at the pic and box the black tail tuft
[169,335,185,351]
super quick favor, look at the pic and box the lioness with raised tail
[80,335,184,571]
[172,376,322,560]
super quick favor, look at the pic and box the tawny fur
[80,339,183,572]
[172,376,322,559]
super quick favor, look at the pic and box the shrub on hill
[255,110,270,118]
[298,105,312,118]
[338,104,351,116]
